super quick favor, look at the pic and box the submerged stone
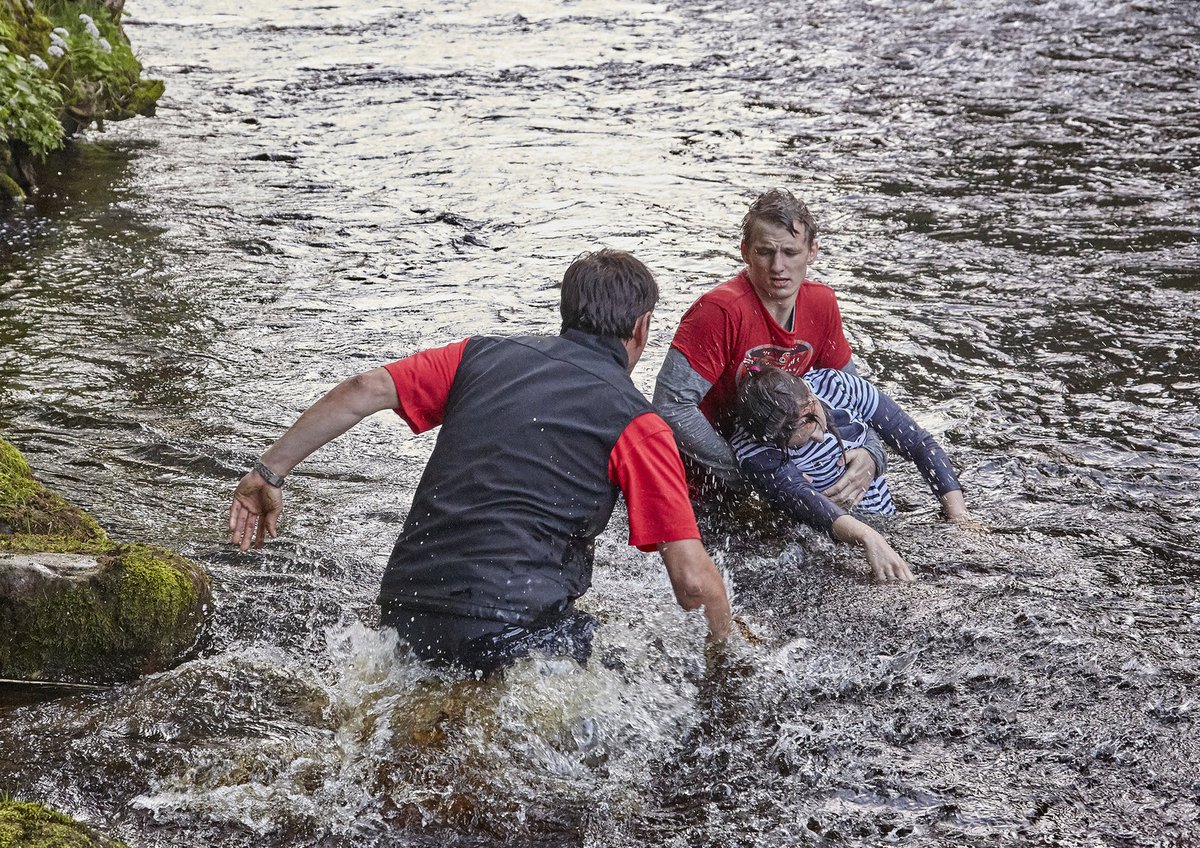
[0,437,212,683]
[0,799,129,848]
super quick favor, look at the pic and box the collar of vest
[559,328,629,370]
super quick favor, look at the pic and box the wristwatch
[253,459,286,488]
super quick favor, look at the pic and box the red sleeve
[383,338,469,433]
[607,412,701,551]
[668,299,735,385]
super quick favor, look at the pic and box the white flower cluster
[78,13,113,53]
[49,29,69,59]
[79,13,101,39]
[29,53,49,71]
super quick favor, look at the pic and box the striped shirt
[732,369,961,532]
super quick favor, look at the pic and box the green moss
[0,533,111,554]
[0,799,129,847]
[1,543,211,682]
[0,437,212,683]
[0,172,23,203]
[0,437,38,506]
[122,76,163,118]
[0,437,107,545]
[113,543,210,649]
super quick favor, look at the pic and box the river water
[1,0,1198,845]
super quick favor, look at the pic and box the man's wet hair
[560,248,658,339]
[741,189,818,248]
[737,365,815,450]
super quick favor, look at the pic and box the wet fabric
[379,330,695,626]
[666,270,852,436]
[381,601,597,676]
[733,369,962,532]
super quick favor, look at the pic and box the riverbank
[1,0,162,205]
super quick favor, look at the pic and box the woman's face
[787,396,827,447]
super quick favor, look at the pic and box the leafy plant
[0,42,64,157]
[1,0,163,193]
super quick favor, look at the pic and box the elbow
[337,369,396,416]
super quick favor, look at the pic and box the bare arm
[228,367,399,550]
[831,515,915,583]
[653,348,741,481]
[659,538,733,640]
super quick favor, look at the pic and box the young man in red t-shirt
[654,189,884,504]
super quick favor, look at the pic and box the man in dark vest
[229,249,732,675]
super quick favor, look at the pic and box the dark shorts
[379,601,597,677]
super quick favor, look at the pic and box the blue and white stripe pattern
[732,368,896,516]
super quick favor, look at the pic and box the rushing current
[1,1,1198,845]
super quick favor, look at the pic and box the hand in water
[862,532,916,583]
[951,512,991,534]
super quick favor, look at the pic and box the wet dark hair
[741,189,818,247]
[559,248,658,339]
[736,365,815,450]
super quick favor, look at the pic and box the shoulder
[806,367,877,410]
[619,410,674,442]
[805,367,849,393]
[685,270,756,312]
[797,277,841,305]
[676,272,761,337]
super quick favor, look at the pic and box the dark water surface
[2,0,1198,845]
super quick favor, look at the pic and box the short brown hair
[559,249,658,339]
[741,189,818,247]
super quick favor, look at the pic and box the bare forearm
[660,538,733,639]
[940,489,967,521]
[831,515,914,582]
[261,368,398,474]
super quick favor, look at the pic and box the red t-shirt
[669,269,852,435]
[384,339,699,552]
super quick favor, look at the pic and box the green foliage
[0,43,64,158]
[39,0,163,127]
[0,0,163,185]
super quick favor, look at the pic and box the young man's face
[740,220,818,312]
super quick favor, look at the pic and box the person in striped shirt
[731,365,971,582]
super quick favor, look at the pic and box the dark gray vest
[379,330,652,625]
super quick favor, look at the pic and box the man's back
[380,330,650,627]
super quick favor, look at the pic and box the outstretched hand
[228,470,282,551]
[822,447,876,508]
[861,532,916,583]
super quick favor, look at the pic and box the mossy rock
[0,172,24,205]
[0,543,211,682]
[0,799,129,848]
[0,437,212,683]
[0,438,106,545]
